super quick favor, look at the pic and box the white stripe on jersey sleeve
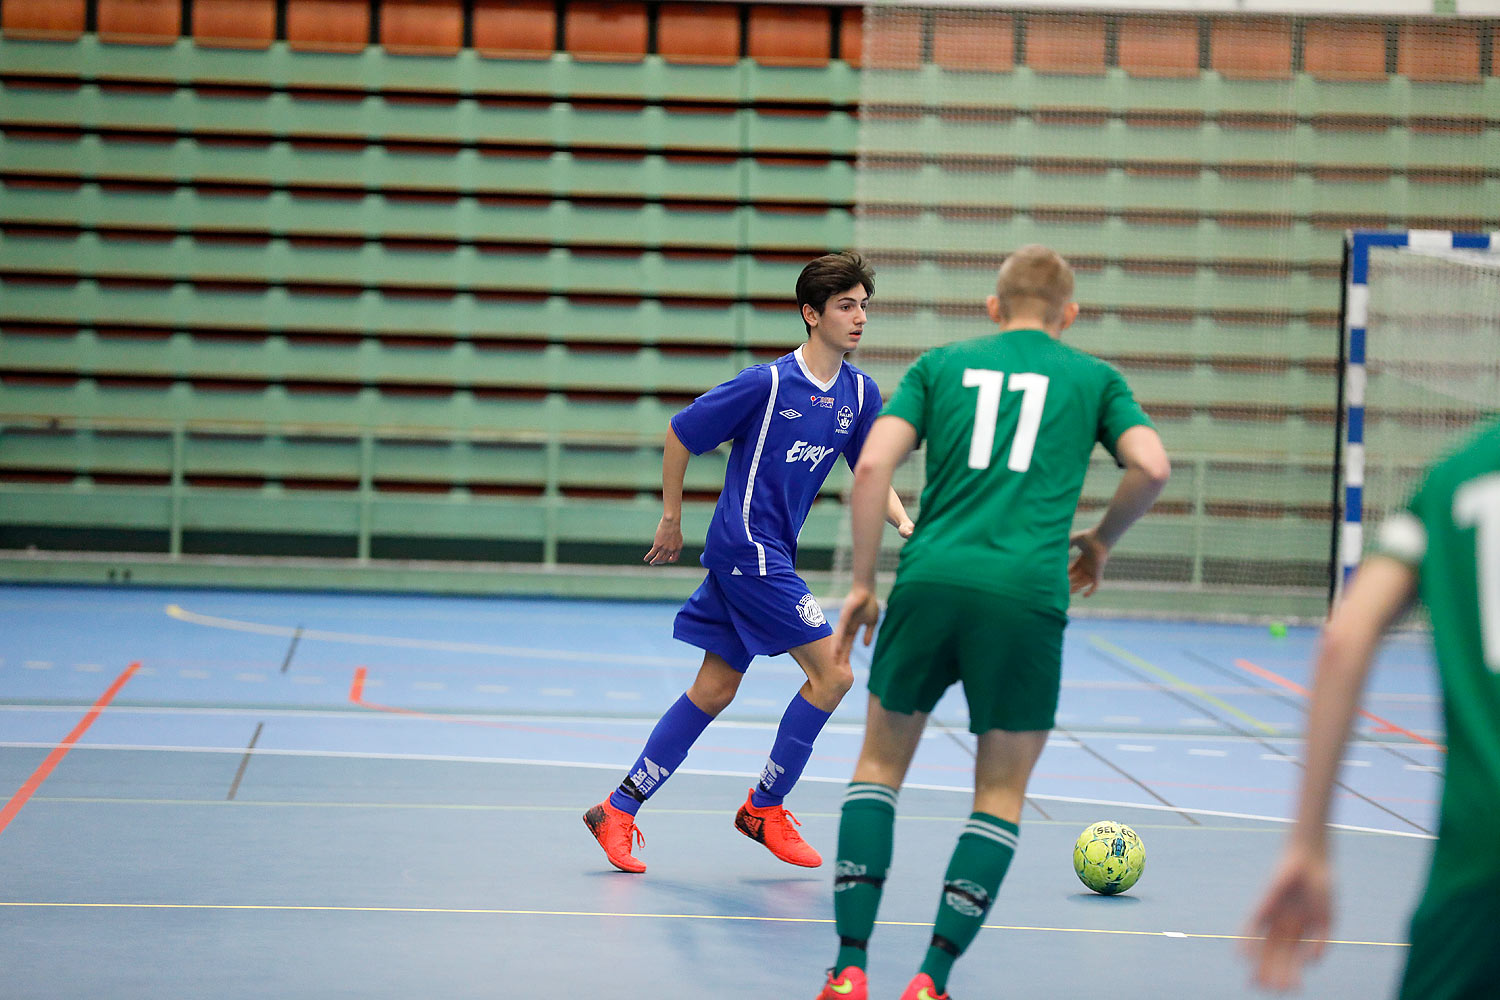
[1377,511,1427,567]
[741,365,779,576]
[856,371,865,414]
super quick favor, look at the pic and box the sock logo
[629,756,670,796]
[943,879,991,918]
[758,759,785,791]
[833,860,867,891]
[796,593,826,627]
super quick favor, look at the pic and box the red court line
[1235,658,1444,751]
[0,661,141,837]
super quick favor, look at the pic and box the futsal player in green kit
[1246,418,1500,999]
[813,245,1172,1000]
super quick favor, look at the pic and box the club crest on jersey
[835,405,854,433]
[810,395,835,409]
[796,593,826,627]
[786,440,834,471]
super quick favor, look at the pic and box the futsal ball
[1072,820,1146,895]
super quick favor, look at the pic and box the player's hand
[896,518,915,539]
[1243,847,1332,992]
[1068,528,1109,597]
[834,586,881,667]
[644,516,683,565]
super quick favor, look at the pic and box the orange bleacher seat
[659,3,739,65]
[2,0,86,38]
[98,0,181,44]
[863,8,921,71]
[1118,15,1200,78]
[1210,17,1293,80]
[381,0,463,55]
[748,5,831,67]
[838,6,862,67]
[1398,22,1481,82]
[473,0,554,59]
[194,0,276,49]
[564,2,647,63]
[932,9,1013,73]
[1304,20,1386,81]
[286,0,369,53]
[1024,13,1106,76]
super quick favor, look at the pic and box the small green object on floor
[1269,621,1287,639]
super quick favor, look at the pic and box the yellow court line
[1088,637,1280,736]
[0,902,1406,948]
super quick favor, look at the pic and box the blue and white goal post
[1333,229,1500,601]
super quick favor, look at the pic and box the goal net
[830,5,1325,621]
[1339,232,1500,591]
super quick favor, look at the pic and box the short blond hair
[995,244,1075,326]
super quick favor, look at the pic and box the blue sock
[609,693,714,816]
[751,692,832,808]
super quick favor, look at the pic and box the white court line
[1115,744,1155,753]
[0,705,1444,750]
[23,661,53,670]
[0,740,1433,839]
[164,603,699,668]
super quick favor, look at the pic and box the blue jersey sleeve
[670,366,771,455]
[843,374,884,471]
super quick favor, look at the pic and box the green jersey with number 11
[882,328,1153,614]
[1376,418,1500,903]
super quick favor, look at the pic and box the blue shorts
[673,570,833,672]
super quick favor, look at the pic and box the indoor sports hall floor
[1,584,1442,999]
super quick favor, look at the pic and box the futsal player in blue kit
[584,252,913,873]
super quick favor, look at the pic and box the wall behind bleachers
[0,1,1496,614]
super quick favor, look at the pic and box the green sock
[919,812,1019,993]
[832,782,898,973]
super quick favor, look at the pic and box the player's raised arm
[644,425,689,565]
[1245,555,1417,991]
[1068,424,1170,597]
[835,415,919,663]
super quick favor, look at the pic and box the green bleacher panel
[0,81,861,155]
[0,282,786,346]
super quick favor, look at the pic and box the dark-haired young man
[584,252,913,874]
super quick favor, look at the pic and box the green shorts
[867,581,1065,734]
[1398,875,1500,1000]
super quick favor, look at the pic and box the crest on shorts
[796,593,826,627]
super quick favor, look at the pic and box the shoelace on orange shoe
[613,821,645,852]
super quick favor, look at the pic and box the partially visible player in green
[1246,417,1500,998]
[812,245,1171,1000]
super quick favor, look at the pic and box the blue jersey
[670,346,882,576]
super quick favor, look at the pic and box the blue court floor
[0,584,1442,998]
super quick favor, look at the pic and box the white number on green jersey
[1454,473,1500,672]
[962,368,1050,472]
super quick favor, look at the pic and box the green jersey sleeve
[883,352,932,444]
[1096,366,1154,459]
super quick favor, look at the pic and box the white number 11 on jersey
[962,368,1050,472]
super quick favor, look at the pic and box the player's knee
[688,674,741,716]
[817,663,854,702]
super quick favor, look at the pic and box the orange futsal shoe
[815,966,866,1000]
[583,799,646,874]
[899,974,950,1000]
[734,789,822,867]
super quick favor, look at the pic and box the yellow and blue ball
[1073,820,1146,895]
